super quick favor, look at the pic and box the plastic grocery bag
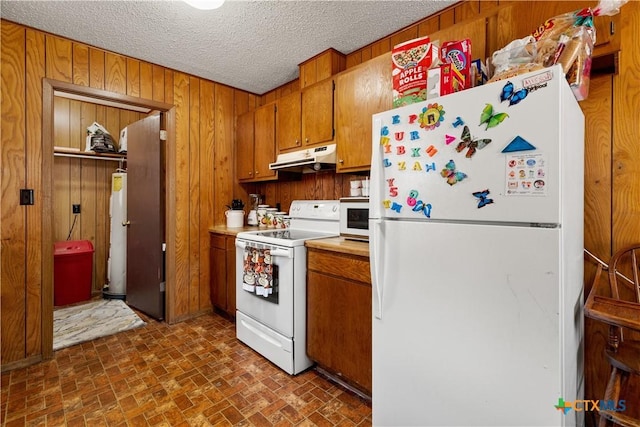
[489,0,628,100]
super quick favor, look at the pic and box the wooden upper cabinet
[275,79,334,154]
[236,111,255,180]
[276,91,302,151]
[299,48,346,89]
[253,103,277,180]
[300,60,317,89]
[335,53,392,173]
[301,78,334,147]
[237,104,278,182]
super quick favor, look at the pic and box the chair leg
[599,367,621,427]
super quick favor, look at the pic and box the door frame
[42,78,176,359]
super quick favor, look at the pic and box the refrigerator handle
[370,218,383,319]
[370,117,383,220]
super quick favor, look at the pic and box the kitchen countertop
[209,225,258,236]
[210,227,370,258]
[305,237,370,258]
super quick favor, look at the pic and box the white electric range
[235,200,339,375]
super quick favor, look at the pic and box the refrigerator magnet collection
[377,68,555,220]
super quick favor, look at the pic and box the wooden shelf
[54,146,126,162]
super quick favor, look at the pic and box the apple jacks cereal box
[392,36,438,108]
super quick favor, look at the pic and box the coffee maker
[247,194,261,226]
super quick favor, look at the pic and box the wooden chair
[585,244,640,427]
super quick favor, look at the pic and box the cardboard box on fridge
[426,64,452,99]
[440,39,472,91]
[391,36,438,107]
[470,59,488,87]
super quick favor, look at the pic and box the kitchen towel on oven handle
[241,246,277,297]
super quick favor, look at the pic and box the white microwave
[339,197,369,241]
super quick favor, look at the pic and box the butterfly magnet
[479,104,509,130]
[500,81,529,106]
[441,160,467,186]
[456,126,491,158]
[472,189,494,208]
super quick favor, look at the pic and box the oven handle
[235,240,293,259]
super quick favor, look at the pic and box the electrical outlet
[20,189,34,205]
[72,204,81,214]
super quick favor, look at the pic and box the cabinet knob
[122,220,131,227]
[305,137,309,143]
[255,170,259,175]
[339,159,344,163]
[249,172,253,176]
[296,139,300,145]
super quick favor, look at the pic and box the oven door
[235,238,297,338]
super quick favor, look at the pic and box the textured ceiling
[0,0,456,94]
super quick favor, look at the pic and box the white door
[371,219,580,426]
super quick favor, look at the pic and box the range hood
[269,143,337,172]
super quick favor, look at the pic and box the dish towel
[242,246,275,297]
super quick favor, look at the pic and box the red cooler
[54,240,94,306]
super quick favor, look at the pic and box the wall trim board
[0,355,42,373]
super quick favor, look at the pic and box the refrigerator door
[372,220,581,426]
[371,65,583,225]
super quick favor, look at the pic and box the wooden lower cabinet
[306,248,372,395]
[209,232,236,318]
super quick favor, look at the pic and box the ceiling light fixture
[183,0,225,10]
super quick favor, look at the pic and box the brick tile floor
[1,311,372,426]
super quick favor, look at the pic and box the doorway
[43,79,176,359]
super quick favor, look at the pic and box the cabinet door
[253,103,278,180]
[209,233,227,311]
[225,236,237,316]
[276,92,301,152]
[236,111,255,181]
[307,269,372,394]
[335,53,392,173]
[301,79,334,147]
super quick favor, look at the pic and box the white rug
[53,299,146,351]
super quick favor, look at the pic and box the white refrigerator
[369,65,584,426]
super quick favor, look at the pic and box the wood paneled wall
[0,20,256,368]
[251,172,368,213]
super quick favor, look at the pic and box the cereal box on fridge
[440,39,472,91]
[392,36,438,108]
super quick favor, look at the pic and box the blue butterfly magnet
[500,81,528,106]
[472,189,494,208]
[412,201,432,218]
[441,160,467,186]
